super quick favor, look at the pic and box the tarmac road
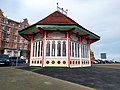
[0,67,95,90]
[93,64,120,69]
[19,64,120,90]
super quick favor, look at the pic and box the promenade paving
[0,67,95,90]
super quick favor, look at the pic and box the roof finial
[57,3,68,16]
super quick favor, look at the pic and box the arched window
[57,41,61,56]
[46,41,50,56]
[62,41,66,56]
[52,41,55,56]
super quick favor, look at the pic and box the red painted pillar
[67,28,75,68]
[68,39,70,68]
[39,28,45,69]
[41,40,44,69]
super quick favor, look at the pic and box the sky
[0,0,120,61]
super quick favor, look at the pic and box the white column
[40,41,41,57]
[50,40,52,57]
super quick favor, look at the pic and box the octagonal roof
[19,11,100,43]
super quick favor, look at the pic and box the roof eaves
[36,24,100,39]
[19,24,100,40]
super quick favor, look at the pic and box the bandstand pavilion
[19,11,100,68]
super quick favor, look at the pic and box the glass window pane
[46,41,50,56]
[57,41,61,56]
[78,43,80,57]
[52,41,55,56]
[81,44,83,58]
[62,41,66,56]
[72,42,74,57]
[35,42,37,57]
[33,43,35,57]
[75,43,77,57]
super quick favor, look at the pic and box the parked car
[9,57,26,63]
[105,60,114,64]
[91,60,98,64]
[97,59,106,64]
[0,54,11,65]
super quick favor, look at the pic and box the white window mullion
[86,45,87,58]
[76,43,78,58]
[39,41,41,57]
[55,40,57,57]
[74,42,75,57]
[50,40,52,57]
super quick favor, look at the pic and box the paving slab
[0,67,95,90]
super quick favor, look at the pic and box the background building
[0,9,30,59]
[101,53,107,59]
[90,50,95,60]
